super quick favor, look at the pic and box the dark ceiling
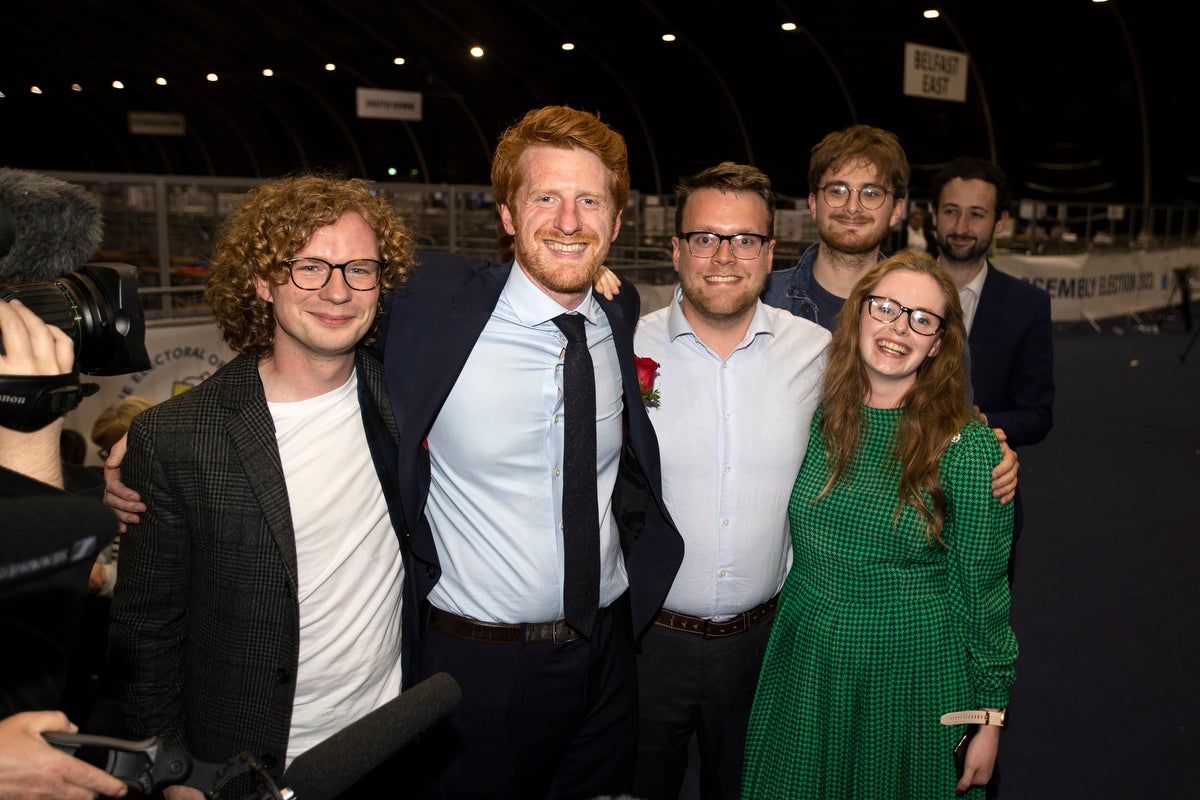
[2,0,1196,205]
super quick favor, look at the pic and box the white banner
[64,322,234,466]
[993,247,1200,322]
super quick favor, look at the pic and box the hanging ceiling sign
[356,88,423,121]
[903,42,968,103]
[128,111,186,135]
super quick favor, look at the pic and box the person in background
[0,297,128,800]
[630,162,830,800]
[743,252,1016,799]
[762,124,910,330]
[931,156,1054,585]
[108,175,417,799]
[901,206,937,257]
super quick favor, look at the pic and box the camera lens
[0,263,150,376]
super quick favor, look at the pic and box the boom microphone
[275,671,461,800]
[0,168,103,281]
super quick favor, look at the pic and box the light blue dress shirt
[425,264,628,623]
[635,288,830,619]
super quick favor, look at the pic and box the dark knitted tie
[552,313,600,637]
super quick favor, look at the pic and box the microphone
[0,168,103,281]
[273,671,461,800]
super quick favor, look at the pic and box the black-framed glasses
[865,295,945,336]
[819,182,892,210]
[679,231,769,260]
[282,257,384,291]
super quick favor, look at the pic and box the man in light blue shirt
[631,163,830,800]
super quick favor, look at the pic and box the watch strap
[940,709,1006,728]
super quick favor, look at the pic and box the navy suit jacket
[376,252,683,641]
[969,262,1055,448]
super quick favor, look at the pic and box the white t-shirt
[268,370,404,767]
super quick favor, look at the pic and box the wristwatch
[939,708,1007,729]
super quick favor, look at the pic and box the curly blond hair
[204,174,414,355]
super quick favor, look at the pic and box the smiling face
[933,177,1006,266]
[254,211,381,364]
[673,187,774,329]
[499,145,622,309]
[809,158,904,256]
[858,268,945,406]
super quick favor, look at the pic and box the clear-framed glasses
[282,257,384,291]
[680,231,769,260]
[865,295,945,336]
[819,182,892,210]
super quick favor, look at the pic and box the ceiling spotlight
[262,68,274,77]
[156,77,167,86]
[70,83,82,92]
[561,42,575,51]
[112,80,124,89]
[923,9,940,19]
[0,91,5,99]
[470,46,484,58]
[30,85,43,94]
[206,73,218,82]
[387,167,398,176]
[393,57,406,66]
[781,22,797,31]
[662,34,677,42]
[325,63,336,71]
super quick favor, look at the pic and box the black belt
[654,595,778,638]
[429,605,610,644]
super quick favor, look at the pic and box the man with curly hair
[108,175,417,798]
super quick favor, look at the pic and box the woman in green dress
[742,252,1016,799]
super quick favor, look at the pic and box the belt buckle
[552,620,575,644]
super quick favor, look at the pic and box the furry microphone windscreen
[0,168,103,283]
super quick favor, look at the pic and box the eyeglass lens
[867,296,942,335]
[683,232,766,259]
[821,183,890,210]
[286,257,381,290]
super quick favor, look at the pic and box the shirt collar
[665,285,775,348]
[504,260,600,327]
[961,260,989,299]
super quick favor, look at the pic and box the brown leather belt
[429,605,609,644]
[654,595,778,638]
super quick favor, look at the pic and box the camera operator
[0,297,127,799]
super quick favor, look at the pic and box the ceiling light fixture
[561,42,575,51]
[262,68,274,77]
[206,73,218,82]
[156,77,167,86]
[70,83,82,92]
[30,86,43,94]
[112,80,124,89]
[470,46,484,58]
[325,63,336,71]
[662,34,676,43]
[393,57,406,66]
[781,22,797,31]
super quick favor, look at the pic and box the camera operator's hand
[0,711,128,800]
[0,299,76,488]
[103,433,145,530]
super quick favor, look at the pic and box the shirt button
[554,469,561,477]
[719,569,727,577]
[724,465,731,474]
[722,519,730,527]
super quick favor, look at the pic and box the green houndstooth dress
[742,405,1016,800]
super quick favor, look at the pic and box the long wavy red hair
[817,251,972,546]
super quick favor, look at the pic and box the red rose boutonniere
[636,356,661,407]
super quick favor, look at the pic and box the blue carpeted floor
[1002,317,1200,797]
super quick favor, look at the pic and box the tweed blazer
[969,262,1055,448]
[376,252,684,642]
[109,349,412,777]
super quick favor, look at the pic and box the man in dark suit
[108,176,418,798]
[376,105,683,799]
[932,156,1055,584]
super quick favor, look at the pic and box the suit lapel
[219,355,299,589]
